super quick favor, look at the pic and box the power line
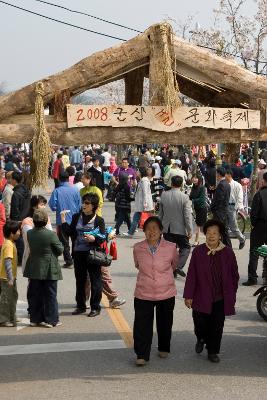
[33,0,142,34]
[0,0,127,41]
[0,0,266,74]
[33,0,266,65]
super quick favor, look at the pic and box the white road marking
[0,340,126,356]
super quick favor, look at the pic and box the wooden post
[125,66,146,105]
[148,23,181,108]
[54,89,71,122]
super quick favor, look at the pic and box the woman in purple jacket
[184,219,239,363]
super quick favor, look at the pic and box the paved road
[0,190,266,400]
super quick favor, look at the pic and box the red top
[0,178,7,193]
[52,160,62,179]
[0,203,6,247]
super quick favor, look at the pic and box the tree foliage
[171,0,267,75]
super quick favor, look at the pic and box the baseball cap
[174,159,182,165]
[155,156,162,161]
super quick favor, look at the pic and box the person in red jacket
[0,202,6,248]
[52,154,64,188]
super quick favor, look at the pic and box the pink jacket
[133,238,178,301]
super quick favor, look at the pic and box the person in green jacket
[189,175,208,247]
[23,209,63,328]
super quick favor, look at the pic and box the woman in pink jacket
[133,216,178,366]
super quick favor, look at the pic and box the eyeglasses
[83,201,92,205]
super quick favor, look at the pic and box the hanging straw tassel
[30,82,51,189]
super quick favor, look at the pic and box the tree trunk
[224,143,240,164]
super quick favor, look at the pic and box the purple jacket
[183,244,239,316]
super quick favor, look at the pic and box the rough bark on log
[54,89,71,121]
[149,23,181,108]
[173,36,267,99]
[0,122,265,145]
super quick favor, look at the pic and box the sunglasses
[83,201,92,205]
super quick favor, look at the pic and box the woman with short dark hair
[184,219,239,363]
[133,216,178,366]
[23,209,63,328]
[61,193,106,317]
[21,195,52,272]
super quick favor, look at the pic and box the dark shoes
[239,239,246,250]
[88,309,101,318]
[208,354,220,363]
[195,339,205,354]
[72,308,86,315]
[242,279,257,286]
[63,262,73,269]
[174,268,186,278]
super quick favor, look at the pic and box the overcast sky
[0,0,259,91]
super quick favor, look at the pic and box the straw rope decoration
[30,81,51,189]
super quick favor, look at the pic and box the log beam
[0,122,265,145]
[0,31,150,121]
[173,36,267,99]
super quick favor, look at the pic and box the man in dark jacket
[210,167,232,247]
[243,172,267,286]
[10,171,31,264]
[88,156,105,191]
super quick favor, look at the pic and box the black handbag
[87,249,112,267]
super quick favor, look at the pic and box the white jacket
[134,177,154,212]
[229,179,244,210]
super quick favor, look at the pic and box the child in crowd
[0,221,21,327]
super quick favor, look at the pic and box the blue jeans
[128,212,141,235]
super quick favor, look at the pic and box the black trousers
[74,251,102,311]
[28,280,59,325]
[163,232,190,270]
[57,225,73,265]
[115,209,131,234]
[133,296,175,361]
[248,222,267,280]
[192,300,225,355]
[15,236,24,264]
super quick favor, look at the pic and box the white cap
[155,156,162,161]
[259,159,267,166]
[174,159,182,165]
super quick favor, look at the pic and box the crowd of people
[0,143,267,366]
